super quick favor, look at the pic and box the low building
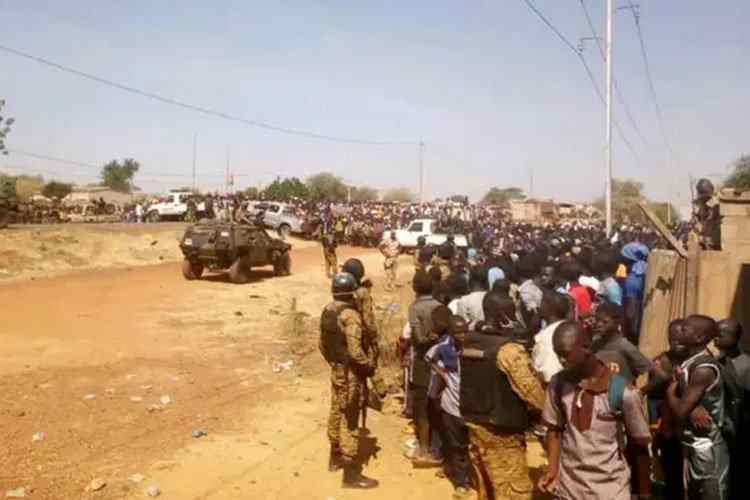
[64,186,134,206]
[509,198,557,223]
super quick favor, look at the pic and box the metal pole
[225,147,230,195]
[605,0,614,236]
[418,141,425,204]
[192,133,197,191]
[530,168,534,199]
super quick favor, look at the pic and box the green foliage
[350,186,379,202]
[15,175,44,202]
[647,201,682,224]
[306,173,347,202]
[42,181,73,200]
[101,158,140,193]
[724,155,750,190]
[243,186,259,199]
[382,188,416,203]
[0,100,15,155]
[593,178,645,223]
[263,177,309,200]
[480,187,525,207]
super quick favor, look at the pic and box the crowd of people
[319,178,742,500]
[393,226,742,500]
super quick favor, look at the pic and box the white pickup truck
[387,219,469,250]
[146,192,206,222]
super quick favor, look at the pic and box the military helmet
[332,272,357,297]
[342,258,365,284]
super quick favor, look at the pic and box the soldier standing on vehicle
[322,233,338,278]
[342,258,389,399]
[379,231,401,291]
[319,273,379,489]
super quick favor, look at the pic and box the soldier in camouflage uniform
[322,233,338,278]
[690,178,722,250]
[379,231,401,291]
[342,258,389,399]
[319,272,379,489]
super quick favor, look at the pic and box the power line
[6,148,225,178]
[0,44,417,147]
[625,1,674,159]
[520,0,640,163]
[579,0,647,145]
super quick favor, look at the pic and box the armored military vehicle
[179,221,292,283]
[0,175,18,229]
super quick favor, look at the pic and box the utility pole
[192,133,197,191]
[225,147,230,195]
[529,168,534,199]
[418,141,425,204]
[605,0,614,237]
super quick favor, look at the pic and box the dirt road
[0,230,465,500]
[1,226,545,499]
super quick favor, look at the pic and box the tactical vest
[319,301,353,364]
[460,333,529,432]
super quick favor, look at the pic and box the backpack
[554,372,628,427]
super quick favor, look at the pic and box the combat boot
[342,464,379,489]
[328,447,344,472]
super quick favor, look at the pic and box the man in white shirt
[532,291,570,384]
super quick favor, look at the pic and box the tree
[14,175,44,202]
[350,186,379,202]
[42,181,73,200]
[593,178,645,223]
[647,201,682,225]
[382,188,416,203]
[306,173,348,202]
[100,158,140,193]
[480,187,525,207]
[263,177,309,200]
[0,100,14,155]
[724,155,750,190]
[448,194,469,205]
[243,186,259,199]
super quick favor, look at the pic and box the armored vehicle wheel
[0,210,9,229]
[228,256,250,284]
[274,251,291,277]
[147,211,161,223]
[278,224,291,239]
[181,259,204,280]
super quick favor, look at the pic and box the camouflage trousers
[327,363,364,462]
[324,251,338,278]
[384,257,398,289]
[467,423,534,500]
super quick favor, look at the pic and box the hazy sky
[1,1,748,207]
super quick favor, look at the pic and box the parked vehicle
[387,219,469,250]
[248,202,304,237]
[146,192,205,222]
[179,221,292,284]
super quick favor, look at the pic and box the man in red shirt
[560,261,592,320]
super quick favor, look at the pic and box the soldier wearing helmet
[319,272,379,489]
